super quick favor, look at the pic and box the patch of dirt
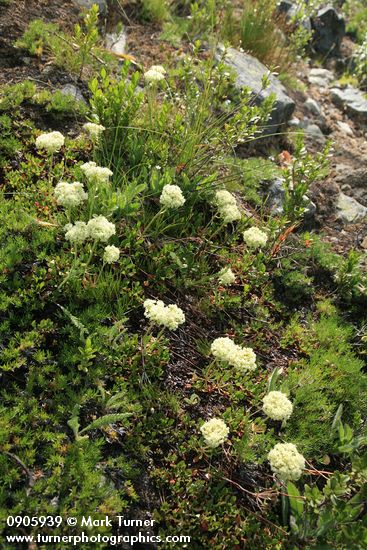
[0,0,81,85]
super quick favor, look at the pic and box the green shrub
[15,6,114,78]
[141,0,171,23]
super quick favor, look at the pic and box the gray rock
[276,1,294,16]
[264,177,316,220]
[341,184,352,192]
[298,118,325,141]
[290,117,325,142]
[60,84,86,104]
[335,167,367,206]
[288,117,300,128]
[305,97,322,116]
[308,67,334,88]
[311,6,345,56]
[74,0,107,15]
[304,197,317,219]
[336,192,367,222]
[266,177,286,214]
[276,1,312,31]
[336,120,353,136]
[217,46,295,134]
[105,28,127,55]
[330,86,367,121]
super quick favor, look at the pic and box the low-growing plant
[15,5,114,79]
[140,0,171,23]
[221,0,312,75]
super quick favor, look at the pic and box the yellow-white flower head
[200,418,229,448]
[54,181,87,208]
[80,161,113,185]
[82,122,105,141]
[211,337,256,372]
[143,299,185,330]
[214,190,241,224]
[218,267,236,286]
[103,245,120,264]
[268,442,305,481]
[262,391,293,421]
[36,131,65,153]
[160,184,185,209]
[243,227,268,249]
[87,216,116,242]
[64,221,88,244]
[144,68,165,83]
[150,65,166,75]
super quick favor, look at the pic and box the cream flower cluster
[103,245,120,264]
[36,131,65,153]
[143,299,185,330]
[80,161,113,185]
[144,65,166,83]
[64,216,115,244]
[214,190,241,224]
[268,442,305,481]
[87,216,116,242]
[200,418,229,448]
[262,391,293,422]
[54,181,88,209]
[243,227,268,249]
[159,184,186,209]
[82,122,105,141]
[64,221,88,244]
[211,337,257,372]
[218,267,236,286]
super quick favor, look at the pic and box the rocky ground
[1,0,366,263]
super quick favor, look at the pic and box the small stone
[60,84,86,104]
[303,196,317,219]
[361,236,367,249]
[336,192,367,223]
[331,86,367,121]
[105,28,127,55]
[340,184,351,192]
[288,117,300,127]
[308,69,334,89]
[297,118,326,142]
[305,98,322,116]
[74,0,107,15]
[265,177,286,214]
[337,120,353,136]
[334,166,367,207]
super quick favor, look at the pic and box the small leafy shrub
[15,6,114,78]
[344,0,367,42]
[140,0,171,23]
[353,33,367,87]
[285,421,367,547]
